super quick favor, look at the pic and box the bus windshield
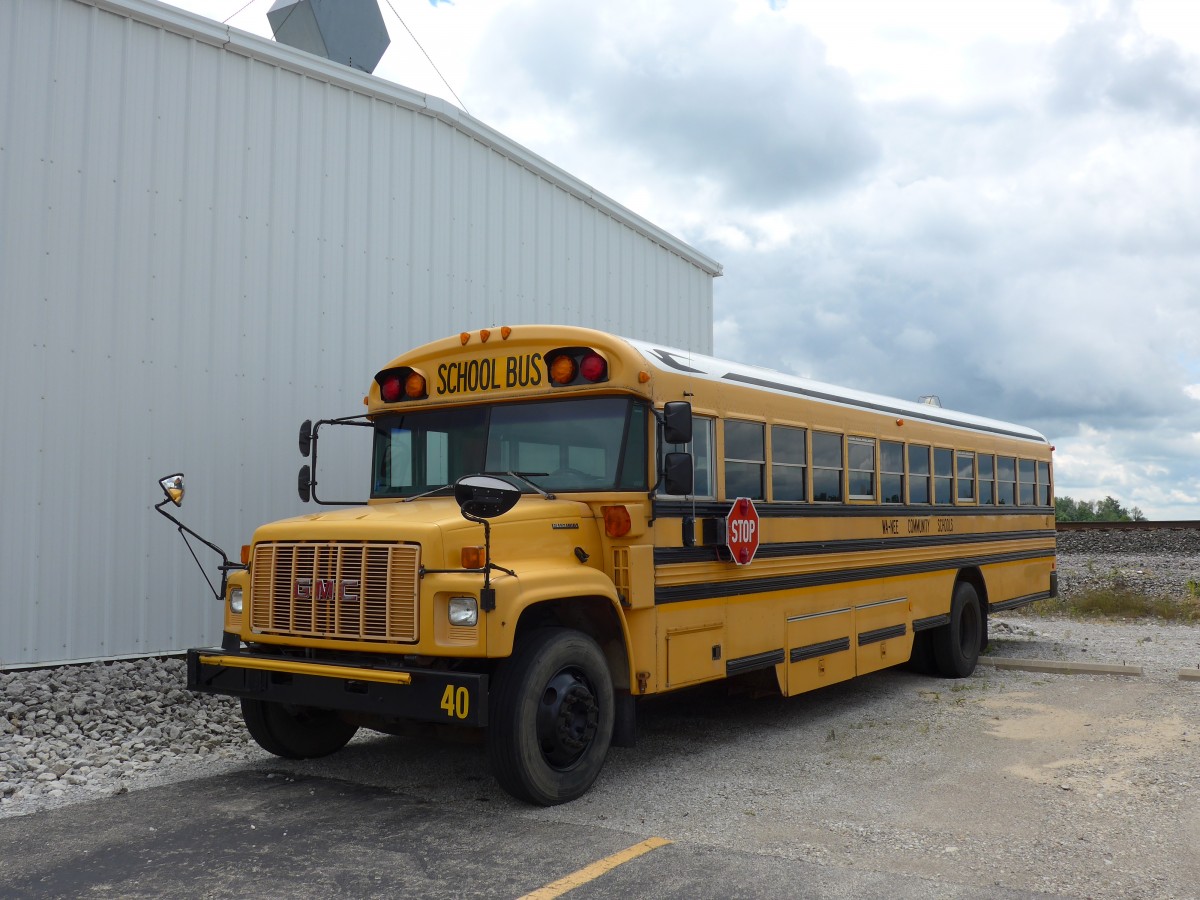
[371,396,648,498]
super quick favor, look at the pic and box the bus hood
[250,496,596,549]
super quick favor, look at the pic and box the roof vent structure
[268,0,390,74]
[918,395,943,407]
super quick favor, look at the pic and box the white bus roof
[624,338,1048,445]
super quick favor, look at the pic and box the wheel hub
[537,669,599,769]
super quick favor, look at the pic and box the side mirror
[454,475,521,520]
[159,473,185,507]
[662,401,692,445]
[297,465,312,503]
[663,452,694,496]
[299,420,313,458]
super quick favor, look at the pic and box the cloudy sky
[177,0,1200,518]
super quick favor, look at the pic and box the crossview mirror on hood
[454,475,522,520]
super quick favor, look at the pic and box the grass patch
[1021,572,1200,622]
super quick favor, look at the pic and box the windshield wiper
[402,484,454,502]
[485,471,556,500]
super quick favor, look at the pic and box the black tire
[487,628,614,806]
[932,582,983,678]
[240,699,359,759]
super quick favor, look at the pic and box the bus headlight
[448,596,478,627]
[229,588,244,615]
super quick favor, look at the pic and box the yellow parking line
[519,836,673,899]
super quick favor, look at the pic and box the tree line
[1055,495,1146,522]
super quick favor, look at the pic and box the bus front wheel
[240,699,359,759]
[932,582,982,679]
[488,627,615,806]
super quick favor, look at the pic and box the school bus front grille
[250,542,420,643]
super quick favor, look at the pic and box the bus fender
[485,566,632,680]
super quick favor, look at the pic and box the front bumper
[187,647,489,727]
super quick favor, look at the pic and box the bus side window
[997,456,1016,505]
[812,431,843,502]
[1037,460,1052,506]
[848,437,875,500]
[771,425,807,501]
[978,454,995,504]
[908,444,931,504]
[956,451,975,502]
[666,416,715,499]
[933,448,953,504]
[1018,459,1037,505]
[880,441,904,503]
[724,420,765,500]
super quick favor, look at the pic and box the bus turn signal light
[461,546,485,569]
[602,505,632,538]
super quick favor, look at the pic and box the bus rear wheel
[932,582,982,679]
[240,699,359,759]
[488,627,614,806]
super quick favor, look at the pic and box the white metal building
[0,0,720,667]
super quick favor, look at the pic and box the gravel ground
[2,540,1199,897]
[1,546,1197,816]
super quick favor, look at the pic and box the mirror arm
[154,498,245,603]
[458,510,516,611]
[304,415,374,506]
[650,410,668,497]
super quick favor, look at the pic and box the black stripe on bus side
[791,637,852,663]
[654,548,1053,605]
[653,501,1054,520]
[725,649,786,677]
[990,591,1053,612]
[913,614,950,631]
[719,371,1050,443]
[859,624,907,646]
[655,528,1056,567]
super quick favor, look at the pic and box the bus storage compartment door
[854,596,913,677]
[664,621,726,689]
[785,608,855,696]
[186,649,488,727]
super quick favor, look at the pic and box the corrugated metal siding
[0,0,718,667]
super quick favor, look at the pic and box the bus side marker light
[896,419,904,426]
[639,371,651,383]
[602,505,632,538]
[241,544,252,565]
[462,546,485,569]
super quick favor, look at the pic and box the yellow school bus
[173,324,1056,805]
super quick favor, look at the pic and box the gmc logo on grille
[294,578,359,602]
